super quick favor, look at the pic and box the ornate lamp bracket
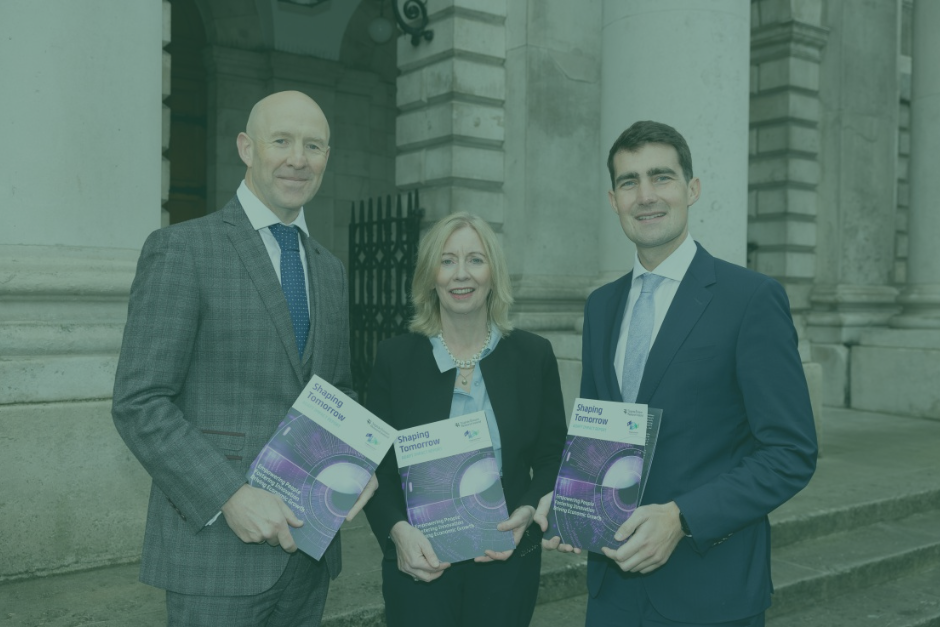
[391,0,434,46]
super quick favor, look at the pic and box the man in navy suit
[539,121,817,626]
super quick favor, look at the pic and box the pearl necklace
[439,326,492,374]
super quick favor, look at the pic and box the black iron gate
[348,190,423,402]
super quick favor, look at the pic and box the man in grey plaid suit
[113,91,376,626]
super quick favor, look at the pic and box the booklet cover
[394,412,515,563]
[546,399,662,554]
[246,375,395,560]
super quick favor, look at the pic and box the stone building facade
[2,0,937,582]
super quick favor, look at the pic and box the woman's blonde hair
[409,212,514,337]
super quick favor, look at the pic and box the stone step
[530,565,940,627]
[531,525,940,627]
[768,508,940,618]
[767,564,940,627]
[770,486,940,550]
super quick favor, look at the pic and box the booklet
[394,411,515,563]
[246,375,395,560]
[546,399,662,554]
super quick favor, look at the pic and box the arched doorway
[166,0,208,224]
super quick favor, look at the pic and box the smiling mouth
[450,288,474,295]
[636,213,666,221]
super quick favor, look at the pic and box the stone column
[807,0,901,405]
[394,0,507,227]
[850,0,940,420]
[748,0,828,449]
[598,0,751,279]
[502,0,604,414]
[892,0,940,330]
[0,1,164,578]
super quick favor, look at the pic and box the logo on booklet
[463,429,480,440]
[365,433,380,446]
[626,420,640,432]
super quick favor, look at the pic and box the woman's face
[435,226,492,322]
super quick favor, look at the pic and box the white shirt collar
[237,180,310,236]
[630,233,697,284]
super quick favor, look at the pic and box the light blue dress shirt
[429,323,503,473]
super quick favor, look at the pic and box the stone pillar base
[891,284,940,329]
[851,329,940,420]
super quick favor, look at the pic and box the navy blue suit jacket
[582,243,817,623]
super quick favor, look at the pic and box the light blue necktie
[269,223,309,358]
[620,273,666,403]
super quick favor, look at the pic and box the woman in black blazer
[363,212,568,627]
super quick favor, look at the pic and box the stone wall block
[749,219,817,247]
[811,343,849,407]
[756,125,787,153]
[755,250,816,280]
[851,336,940,419]
[397,101,504,148]
[395,151,426,188]
[161,156,170,204]
[0,401,151,580]
[786,187,817,216]
[417,186,499,223]
[397,71,424,110]
[163,0,171,46]
[895,233,908,260]
[162,104,171,152]
[451,59,505,101]
[791,0,824,26]
[398,15,506,71]
[441,145,505,183]
[162,50,171,100]
[758,0,793,25]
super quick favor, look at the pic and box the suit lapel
[637,245,715,403]
[299,230,319,372]
[599,273,633,402]
[223,199,304,383]
[480,339,514,438]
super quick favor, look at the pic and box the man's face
[608,143,700,269]
[237,93,330,221]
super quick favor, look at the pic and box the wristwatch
[679,511,692,538]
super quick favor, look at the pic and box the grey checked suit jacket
[113,196,353,596]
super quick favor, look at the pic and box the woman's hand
[476,504,536,562]
[390,521,451,582]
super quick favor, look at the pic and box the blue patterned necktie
[620,273,667,403]
[269,223,309,358]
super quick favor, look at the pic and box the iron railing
[348,190,423,402]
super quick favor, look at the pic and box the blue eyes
[441,257,485,266]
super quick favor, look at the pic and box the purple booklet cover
[247,375,395,560]
[395,412,514,563]
[546,399,662,554]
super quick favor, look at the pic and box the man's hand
[600,501,684,573]
[221,484,302,552]
[390,521,451,582]
[476,504,535,562]
[535,491,581,554]
[345,473,378,522]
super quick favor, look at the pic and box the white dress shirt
[613,234,697,384]
[237,180,311,316]
[207,183,312,527]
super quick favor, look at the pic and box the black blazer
[363,329,568,559]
